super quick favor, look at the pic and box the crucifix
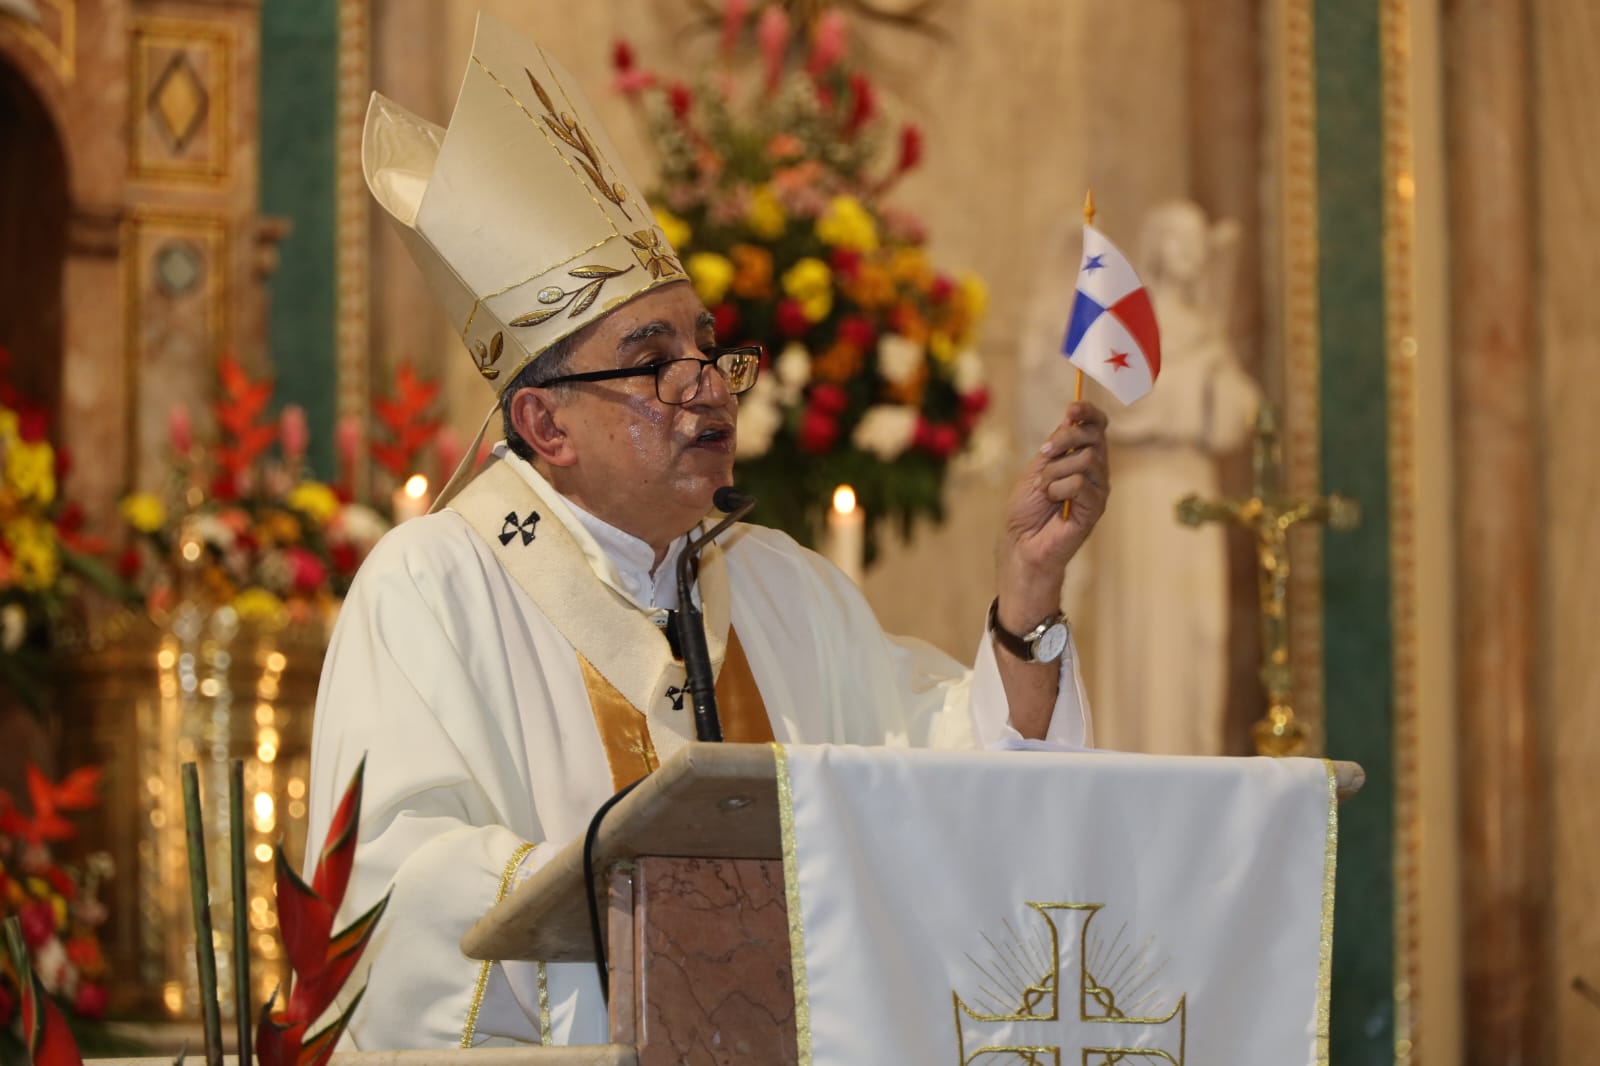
[1176,404,1359,757]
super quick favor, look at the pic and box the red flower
[829,247,862,279]
[710,302,741,339]
[612,39,635,72]
[286,548,327,594]
[72,982,108,1021]
[845,73,875,134]
[19,901,56,948]
[959,388,990,415]
[210,471,239,502]
[808,382,850,416]
[896,124,924,175]
[65,937,104,977]
[835,315,876,350]
[16,410,48,443]
[775,298,811,338]
[330,542,358,577]
[929,274,956,303]
[43,866,75,901]
[797,409,839,454]
[53,446,71,479]
[667,82,693,121]
[116,546,143,580]
[914,419,961,460]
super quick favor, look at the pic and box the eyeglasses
[535,345,762,405]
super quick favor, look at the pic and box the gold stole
[451,460,771,788]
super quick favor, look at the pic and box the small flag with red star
[1060,224,1161,405]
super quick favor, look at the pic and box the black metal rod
[674,490,756,742]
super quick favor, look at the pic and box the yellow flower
[121,493,167,534]
[960,273,989,323]
[286,481,341,526]
[5,440,55,507]
[889,247,932,286]
[816,195,879,253]
[782,257,834,323]
[653,206,691,250]
[687,252,735,307]
[746,184,787,239]
[6,517,59,591]
[0,411,17,443]
[232,588,287,625]
[928,331,956,365]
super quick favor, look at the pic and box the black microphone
[674,486,758,742]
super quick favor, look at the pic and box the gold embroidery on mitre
[472,330,505,380]
[625,229,684,279]
[510,263,636,328]
[951,901,1188,1065]
[524,67,633,218]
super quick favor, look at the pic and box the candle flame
[404,474,429,500]
[832,485,857,515]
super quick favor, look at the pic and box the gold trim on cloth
[1316,760,1341,1066]
[461,842,541,1047]
[772,743,812,1066]
[582,628,774,791]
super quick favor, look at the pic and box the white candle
[826,484,864,586]
[392,474,430,522]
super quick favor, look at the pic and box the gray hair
[501,331,581,462]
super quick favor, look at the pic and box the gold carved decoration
[336,0,372,498]
[510,264,635,328]
[952,902,1187,1065]
[130,17,234,186]
[4,0,76,79]
[625,229,684,280]
[525,67,633,218]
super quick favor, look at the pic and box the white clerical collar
[491,441,692,613]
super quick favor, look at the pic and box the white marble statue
[1018,200,1261,755]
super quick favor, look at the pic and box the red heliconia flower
[5,920,83,1066]
[666,81,694,121]
[256,758,389,1066]
[371,364,443,480]
[896,124,924,175]
[845,73,875,135]
[775,299,811,338]
[14,766,101,845]
[797,408,839,454]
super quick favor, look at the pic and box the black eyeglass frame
[533,345,763,405]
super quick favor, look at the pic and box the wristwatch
[986,598,1070,664]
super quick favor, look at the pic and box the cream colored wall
[371,0,1192,658]
[1534,0,1600,1057]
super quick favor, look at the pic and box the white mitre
[363,12,687,501]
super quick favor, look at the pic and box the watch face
[1034,622,1069,663]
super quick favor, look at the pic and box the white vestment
[305,450,1090,1049]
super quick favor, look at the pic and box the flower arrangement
[117,356,393,629]
[615,2,991,555]
[0,765,110,1041]
[0,351,120,708]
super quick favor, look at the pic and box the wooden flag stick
[1063,190,1095,521]
[182,763,224,1066]
[229,760,254,1066]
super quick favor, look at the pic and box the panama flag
[1061,224,1161,405]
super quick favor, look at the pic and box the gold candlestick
[1176,404,1359,755]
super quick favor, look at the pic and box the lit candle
[825,484,864,586]
[392,474,430,522]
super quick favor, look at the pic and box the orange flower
[891,304,930,345]
[766,132,804,160]
[65,936,106,979]
[812,341,865,384]
[841,263,895,310]
[882,363,928,406]
[730,244,774,300]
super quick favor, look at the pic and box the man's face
[545,282,738,547]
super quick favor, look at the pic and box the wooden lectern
[460,744,1365,1065]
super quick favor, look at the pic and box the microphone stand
[674,487,756,742]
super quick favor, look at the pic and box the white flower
[190,513,236,552]
[953,347,984,394]
[1,604,25,652]
[876,333,924,385]
[330,503,389,551]
[851,404,919,461]
[35,938,69,996]
[736,379,783,459]
[774,342,812,403]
